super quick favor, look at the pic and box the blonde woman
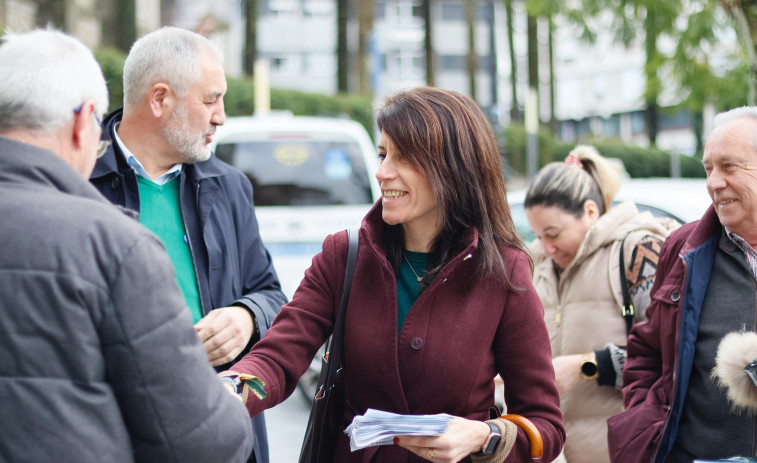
[524,146,677,462]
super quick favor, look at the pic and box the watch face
[581,360,598,377]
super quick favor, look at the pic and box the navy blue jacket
[90,109,287,463]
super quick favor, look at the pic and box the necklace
[403,253,425,282]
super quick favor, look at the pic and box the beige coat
[530,201,674,463]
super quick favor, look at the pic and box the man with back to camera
[89,27,286,463]
[0,28,252,462]
[607,107,757,462]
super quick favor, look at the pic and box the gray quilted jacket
[0,136,253,462]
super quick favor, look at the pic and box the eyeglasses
[73,103,111,158]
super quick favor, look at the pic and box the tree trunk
[36,0,66,30]
[98,0,136,52]
[337,0,349,93]
[357,0,374,95]
[724,2,757,104]
[693,110,704,157]
[548,15,556,135]
[243,0,258,77]
[466,0,477,100]
[488,0,498,112]
[423,0,435,86]
[644,8,659,146]
[527,12,538,121]
[504,0,520,122]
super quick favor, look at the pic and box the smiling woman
[523,145,679,463]
[222,87,566,463]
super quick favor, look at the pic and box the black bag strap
[619,233,634,336]
[320,228,359,392]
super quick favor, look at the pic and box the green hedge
[94,47,126,114]
[503,125,705,178]
[225,78,375,138]
[94,48,375,137]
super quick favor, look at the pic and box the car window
[216,135,374,206]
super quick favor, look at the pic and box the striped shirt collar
[725,227,757,280]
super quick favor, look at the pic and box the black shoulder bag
[619,234,634,336]
[299,228,359,463]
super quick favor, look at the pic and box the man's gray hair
[0,29,108,133]
[123,27,223,110]
[714,106,757,151]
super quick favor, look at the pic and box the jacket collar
[0,135,112,205]
[91,107,230,182]
[679,205,722,256]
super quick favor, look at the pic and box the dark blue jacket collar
[91,107,230,182]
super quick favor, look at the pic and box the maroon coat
[607,207,723,462]
[233,204,565,462]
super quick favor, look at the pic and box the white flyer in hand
[345,408,453,451]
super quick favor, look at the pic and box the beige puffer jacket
[529,201,676,463]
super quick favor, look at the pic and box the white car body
[507,177,713,242]
[211,114,381,299]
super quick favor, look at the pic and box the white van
[212,113,381,299]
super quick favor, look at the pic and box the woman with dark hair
[223,87,564,462]
[524,146,676,463]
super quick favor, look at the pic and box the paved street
[266,387,311,462]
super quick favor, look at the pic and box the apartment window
[575,118,592,139]
[439,54,491,72]
[630,111,646,135]
[659,109,691,131]
[601,114,620,138]
[441,2,488,21]
[303,0,333,18]
[385,0,423,27]
[304,54,336,76]
[441,3,463,21]
[560,121,577,143]
[440,54,464,71]
[386,50,424,79]
[375,1,386,19]
[266,0,298,18]
[269,55,300,75]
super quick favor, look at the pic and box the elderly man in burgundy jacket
[607,107,757,462]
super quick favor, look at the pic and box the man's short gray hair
[123,27,223,110]
[0,28,108,133]
[713,106,757,152]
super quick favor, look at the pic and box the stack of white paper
[345,408,453,451]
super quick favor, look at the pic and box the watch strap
[474,421,501,455]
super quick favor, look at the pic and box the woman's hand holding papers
[394,417,490,462]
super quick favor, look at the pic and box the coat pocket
[607,383,667,463]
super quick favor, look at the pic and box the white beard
[163,103,212,163]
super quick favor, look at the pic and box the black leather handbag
[298,228,359,463]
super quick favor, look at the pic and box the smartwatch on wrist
[580,353,599,381]
[473,421,501,456]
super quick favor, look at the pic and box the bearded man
[90,26,286,463]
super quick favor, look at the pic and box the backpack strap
[619,232,634,336]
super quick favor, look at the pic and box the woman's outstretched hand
[394,417,490,462]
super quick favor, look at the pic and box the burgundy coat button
[411,337,423,349]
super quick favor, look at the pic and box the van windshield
[215,136,374,206]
